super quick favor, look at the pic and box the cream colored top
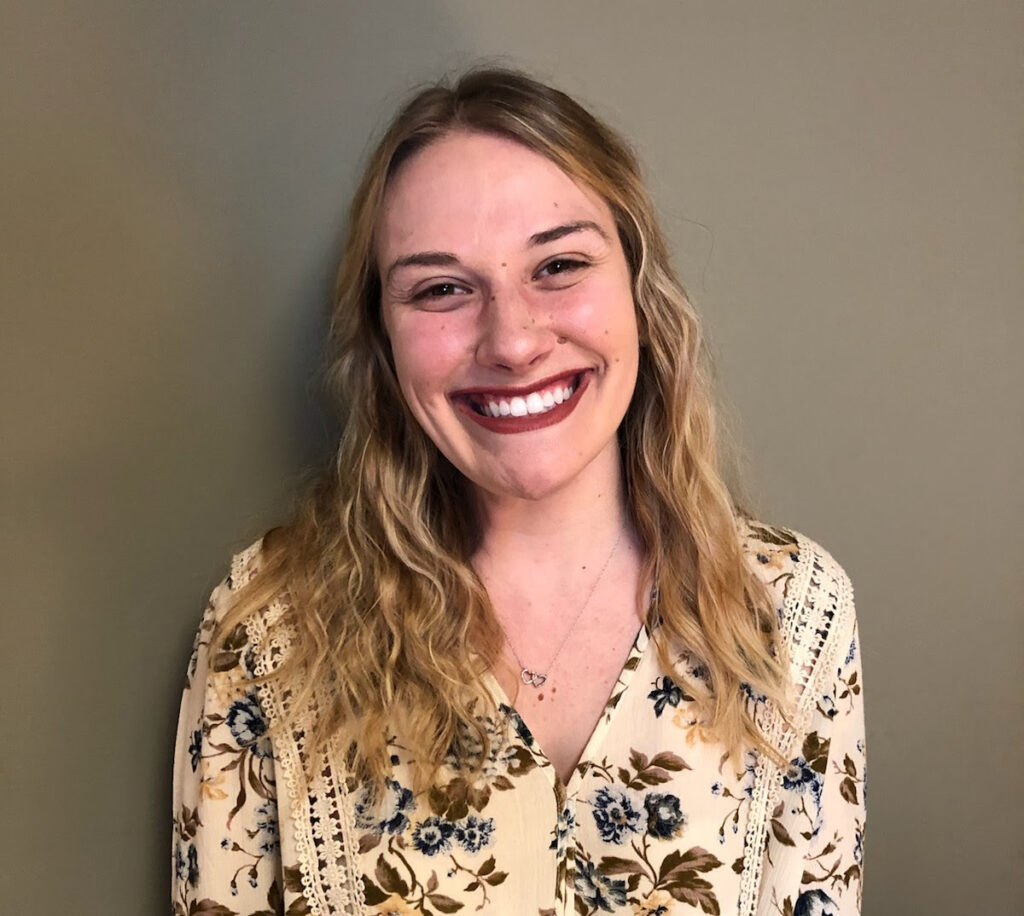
[173,520,864,916]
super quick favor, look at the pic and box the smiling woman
[172,69,864,916]
[380,132,638,500]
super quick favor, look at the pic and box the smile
[470,378,577,418]
[450,370,589,434]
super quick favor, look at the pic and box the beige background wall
[3,2,1021,913]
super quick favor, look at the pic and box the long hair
[217,68,789,786]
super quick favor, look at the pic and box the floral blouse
[173,521,864,916]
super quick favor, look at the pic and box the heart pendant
[520,668,547,688]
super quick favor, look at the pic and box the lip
[451,369,590,435]
[450,369,587,399]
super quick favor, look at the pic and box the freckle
[491,295,496,301]
[537,693,544,702]
[501,262,507,267]
[553,202,559,207]
[552,686,557,694]
[530,317,536,325]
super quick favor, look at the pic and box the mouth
[450,370,590,434]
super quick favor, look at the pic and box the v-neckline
[484,622,652,794]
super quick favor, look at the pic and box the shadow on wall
[3,2,495,913]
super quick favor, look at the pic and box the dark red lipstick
[450,370,590,434]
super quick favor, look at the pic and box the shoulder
[737,515,853,616]
[185,534,276,690]
[737,516,857,697]
[227,536,266,594]
[195,534,269,631]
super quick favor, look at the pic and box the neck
[471,442,631,569]
[469,444,647,695]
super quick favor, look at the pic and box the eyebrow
[384,251,459,285]
[384,221,612,285]
[529,220,611,247]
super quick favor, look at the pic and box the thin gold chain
[491,530,623,688]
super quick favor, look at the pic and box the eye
[535,257,589,280]
[411,280,471,305]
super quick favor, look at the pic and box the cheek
[386,314,469,402]
[557,279,639,353]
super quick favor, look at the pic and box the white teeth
[477,379,578,419]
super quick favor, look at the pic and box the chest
[327,638,757,916]
[492,615,645,785]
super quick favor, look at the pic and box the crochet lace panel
[233,544,367,916]
[736,532,855,916]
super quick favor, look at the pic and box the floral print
[173,520,864,914]
[644,794,686,840]
[411,816,455,856]
[792,889,838,916]
[551,806,577,856]
[454,815,495,853]
[592,786,644,844]
[354,779,417,836]
[171,578,293,916]
[647,676,691,718]
[576,859,630,910]
[224,693,272,754]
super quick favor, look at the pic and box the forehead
[377,132,615,258]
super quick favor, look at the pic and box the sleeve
[172,575,285,916]
[767,614,866,916]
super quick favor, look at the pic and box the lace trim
[736,532,855,916]
[233,544,367,915]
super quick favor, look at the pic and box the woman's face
[377,131,640,503]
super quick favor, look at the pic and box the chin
[478,464,587,503]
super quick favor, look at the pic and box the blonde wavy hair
[218,68,789,786]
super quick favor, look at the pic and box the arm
[770,618,866,916]
[172,577,284,916]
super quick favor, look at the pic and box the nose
[474,283,555,373]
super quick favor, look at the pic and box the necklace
[490,530,623,689]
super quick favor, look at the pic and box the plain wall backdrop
[3,2,1021,913]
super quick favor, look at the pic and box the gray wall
[4,2,1021,913]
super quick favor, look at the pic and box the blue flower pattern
[254,800,279,854]
[783,756,825,837]
[549,806,576,859]
[574,859,628,911]
[224,693,271,757]
[647,675,685,717]
[412,816,455,856]
[188,729,202,772]
[643,792,686,839]
[794,888,839,916]
[353,778,416,836]
[590,786,643,844]
[454,815,494,853]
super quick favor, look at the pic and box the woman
[173,69,864,916]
